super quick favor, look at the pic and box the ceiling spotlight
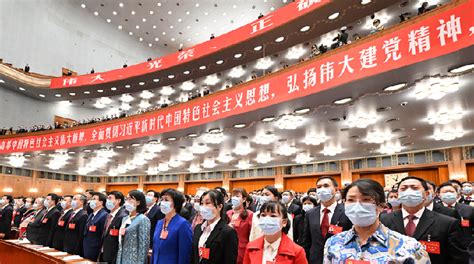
[168,74,175,79]
[234,53,242,59]
[384,83,407,91]
[361,0,372,4]
[111,87,117,91]
[183,70,190,75]
[379,141,402,155]
[295,153,312,164]
[426,108,464,125]
[125,84,131,88]
[18,87,26,91]
[328,12,340,20]
[199,65,206,70]
[333,97,352,104]
[449,64,474,74]
[0,79,4,83]
[275,36,285,43]
[233,123,246,128]
[181,81,195,91]
[366,130,393,144]
[138,81,145,86]
[262,116,276,122]
[167,137,177,141]
[216,60,224,65]
[294,108,310,115]
[300,25,310,32]
[236,160,252,170]
[275,115,305,130]
[254,131,277,145]
[187,133,198,138]
[217,153,233,163]
[81,3,86,8]
[254,46,263,51]
[303,133,328,145]
[433,126,465,141]
[256,152,272,164]
[153,78,160,83]
[255,57,274,70]
[322,145,343,156]
[347,112,378,128]
[39,94,46,98]
[160,86,175,96]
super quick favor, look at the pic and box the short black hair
[128,190,147,214]
[201,190,226,220]
[447,179,462,189]
[147,190,161,199]
[397,176,429,191]
[342,179,386,205]
[47,193,60,205]
[63,195,73,200]
[93,192,107,207]
[109,191,125,206]
[3,195,13,204]
[301,196,318,206]
[426,180,436,191]
[161,188,185,214]
[282,190,293,197]
[437,182,458,193]
[263,185,281,200]
[259,201,290,234]
[307,188,317,194]
[85,189,94,194]
[316,176,339,188]
[214,187,228,198]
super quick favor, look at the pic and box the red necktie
[405,215,417,237]
[321,208,330,237]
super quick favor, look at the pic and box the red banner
[50,0,331,89]
[2,0,473,154]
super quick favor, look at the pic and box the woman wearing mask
[116,190,151,264]
[383,190,401,214]
[227,188,253,264]
[293,196,317,246]
[243,201,307,264]
[249,186,293,241]
[191,190,238,264]
[152,188,193,264]
[324,179,430,263]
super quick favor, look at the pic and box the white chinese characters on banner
[250,15,274,35]
[408,26,431,55]
[437,14,462,46]
[296,0,322,11]
[177,48,195,62]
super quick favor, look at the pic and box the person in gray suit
[116,190,151,264]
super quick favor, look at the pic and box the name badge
[110,228,119,237]
[119,228,126,236]
[199,247,210,259]
[68,223,76,230]
[461,219,470,227]
[42,218,48,224]
[160,230,168,240]
[89,225,97,232]
[420,240,441,254]
[328,224,343,235]
[58,220,65,227]
[345,260,371,264]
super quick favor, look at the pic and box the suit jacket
[51,208,73,251]
[301,203,352,264]
[63,208,88,256]
[293,212,305,246]
[454,202,474,248]
[191,218,238,264]
[146,204,165,248]
[180,207,192,220]
[0,204,13,239]
[29,207,60,246]
[380,208,468,264]
[12,206,27,227]
[152,214,193,264]
[243,233,308,264]
[287,203,302,217]
[432,202,461,220]
[116,214,151,264]
[83,208,108,261]
[99,207,128,263]
[26,208,46,243]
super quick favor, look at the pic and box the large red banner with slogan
[3,0,473,154]
[50,0,331,89]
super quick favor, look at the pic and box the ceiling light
[361,0,372,4]
[169,159,182,168]
[187,133,198,138]
[189,164,201,173]
[84,91,90,94]
[379,141,402,155]
[98,97,112,105]
[106,18,111,23]
[217,153,233,163]
[153,78,159,83]
[228,66,245,78]
[115,145,124,149]
[94,11,99,16]
[167,137,177,141]
[110,87,117,91]
[120,94,134,102]
[433,126,465,141]
[322,145,343,156]
[233,123,246,128]
[295,153,312,164]
[204,75,220,85]
[199,65,206,70]
[203,158,217,169]
[144,141,165,153]
[139,100,151,109]
[192,143,209,154]
[413,77,460,100]
[286,45,306,60]
[256,152,272,164]
[427,108,464,125]
[300,25,310,32]
[275,36,285,43]
[216,60,224,64]
[39,94,46,98]
[181,81,195,91]
[160,86,175,96]
[158,163,170,172]
[276,143,298,156]
[119,2,124,7]
[233,141,253,156]
[8,154,26,167]
[254,46,263,51]
[138,81,145,86]
[328,12,340,20]
[18,87,26,91]
[121,103,131,111]
[168,74,175,79]
[347,112,378,128]
[125,84,131,88]
[203,132,225,144]
[275,115,305,130]
[449,64,474,74]
[384,83,407,91]
[333,97,352,104]
[294,108,310,115]
[146,167,158,175]
[236,160,252,170]
[255,57,274,70]
[262,116,275,122]
[234,53,243,59]
[94,101,106,109]
[366,130,393,144]
[118,25,122,30]
[81,3,86,8]
[254,131,277,145]
[303,133,328,145]
[97,89,104,93]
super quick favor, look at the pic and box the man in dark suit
[64,194,88,256]
[0,195,14,239]
[36,193,61,246]
[282,190,302,216]
[26,197,46,243]
[98,191,128,263]
[145,190,164,248]
[214,187,232,212]
[438,182,474,248]
[381,176,468,264]
[461,181,474,205]
[85,189,95,215]
[425,181,460,219]
[52,195,73,251]
[12,197,27,228]
[83,192,108,261]
[302,176,352,264]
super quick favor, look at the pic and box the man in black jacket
[425,181,460,219]
[26,197,46,243]
[381,176,468,264]
[37,193,61,246]
[0,195,14,239]
[64,194,88,256]
[99,191,128,263]
[12,197,27,228]
[145,190,164,247]
[282,190,302,216]
[52,195,73,251]
[302,176,352,264]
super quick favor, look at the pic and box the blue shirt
[324,224,431,264]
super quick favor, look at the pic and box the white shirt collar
[109,207,120,218]
[63,208,72,214]
[73,208,82,214]
[425,202,434,211]
[264,236,281,252]
[201,217,221,232]
[1,203,9,209]
[321,201,338,213]
[442,201,456,207]
[402,206,425,219]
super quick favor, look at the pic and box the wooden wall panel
[106,184,139,194]
[359,168,442,186]
[144,183,179,192]
[284,175,342,192]
[185,181,222,195]
[229,179,275,193]
[467,163,474,182]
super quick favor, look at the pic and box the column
[177,174,185,192]
[274,166,284,191]
[448,147,467,181]
[222,171,231,192]
[341,160,352,186]
[138,175,144,191]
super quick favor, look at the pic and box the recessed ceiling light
[18,87,26,91]
[139,81,145,86]
[111,87,117,91]
[84,91,90,94]
[254,46,263,51]
[167,137,177,141]
[69,92,76,96]
[129,32,133,35]
[216,60,224,64]
[328,12,340,20]
[142,18,146,22]
[119,2,124,7]
[294,108,310,114]
[361,0,372,4]
[115,145,124,149]
[234,53,242,59]
[97,89,104,93]
[449,64,474,74]
[83,149,91,153]
[118,25,122,30]
[187,133,198,138]
[155,37,159,41]
[81,3,86,8]
[94,11,99,16]
[183,70,190,75]
[262,116,275,122]
[234,123,246,128]
[384,83,407,91]
[199,65,206,70]
[0,79,4,83]
[300,25,310,32]
[113,11,117,15]
[275,36,285,42]
[153,78,159,83]
[148,43,153,47]
[106,19,111,23]
[168,74,175,79]
[209,128,221,133]
[55,94,61,97]
[333,97,352,104]
[125,84,131,88]
[131,10,135,15]
[131,143,140,147]
[39,94,45,98]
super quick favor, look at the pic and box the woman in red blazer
[227,188,253,264]
[243,201,307,264]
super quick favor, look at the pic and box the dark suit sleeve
[47,211,61,247]
[301,211,312,259]
[223,227,238,264]
[446,217,470,263]
[0,207,13,236]
[77,214,88,256]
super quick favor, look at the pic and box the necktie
[321,208,330,237]
[104,214,113,235]
[405,214,417,237]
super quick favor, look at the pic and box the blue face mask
[388,198,401,207]
[425,193,434,204]
[71,200,79,210]
[281,195,291,204]
[258,216,281,235]
[302,204,314,212]
[124,202,136,213]
[145,196,154,205]
[317,188,334,202]
[231,197,241,208]
[259,195,271,204]
[106,199,115,211]
[398,189,424,207]
[160,201,172,215]
[345,202,378,227]
[463,186,473,195]
[440,192,457,205]
[89,200,97,210]
[200,205,216,220]
[43,200,50,208]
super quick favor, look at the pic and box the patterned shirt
[324,224,431,264]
